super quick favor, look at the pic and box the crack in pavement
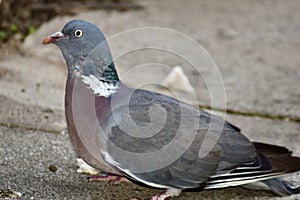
[1,103,299,136]
[0,122,63,134]
[0,92,298,136]
[0,95,66,134]
[199,104,300,123]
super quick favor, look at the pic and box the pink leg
[131,188,181,200]
[88,173,130,184]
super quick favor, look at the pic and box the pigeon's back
[100,87,259,188]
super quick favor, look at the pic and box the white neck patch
[81,74,118,97]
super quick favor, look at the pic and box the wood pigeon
[43,20,300,200]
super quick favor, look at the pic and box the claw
[131,189,181,200]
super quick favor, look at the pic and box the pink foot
[131,188,181,200]
[88,173,130,184]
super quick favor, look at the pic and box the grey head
[43,20,119,84]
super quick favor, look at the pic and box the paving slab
[22,0,300,119]
[0,95,65,133]
[1,115,300,200]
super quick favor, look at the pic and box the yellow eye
[74,29,83,37]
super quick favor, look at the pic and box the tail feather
[253,142,300,195]
[253,142,300,174]
[242,178,300,196]
[262,178,300,196]
[206,142,300,195]
[205,152,282,189]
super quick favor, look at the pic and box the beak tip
[43,31,65,45]
[42,37,52,44]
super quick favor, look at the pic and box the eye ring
[74,29,83,38]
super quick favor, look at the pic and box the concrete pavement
[1,0,300,199]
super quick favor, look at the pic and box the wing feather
[100,88,260,189]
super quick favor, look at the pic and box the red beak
[43,31,67,44]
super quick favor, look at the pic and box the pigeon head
[43,20,118,84]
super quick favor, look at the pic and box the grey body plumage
[43,20,300,199]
